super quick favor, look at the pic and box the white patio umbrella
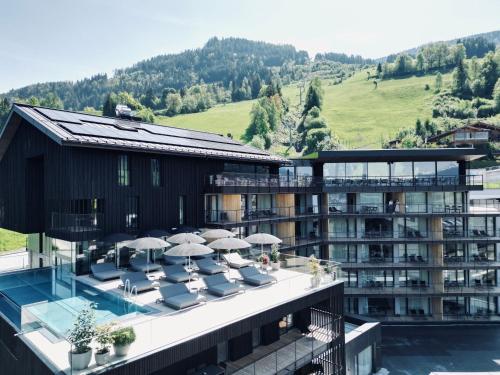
[167,233,206,244]
[165,242,213,287]
[200,229,235,240]
[126,237,170,272]
[245,233,282,257]
[208,237,251,261]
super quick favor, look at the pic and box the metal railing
[207,173,483,190]
[205,205,321,224]
[343,282,500,296]
[50,212,103,233]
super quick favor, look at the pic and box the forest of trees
[314,52,374,65]
[0,37,309,114]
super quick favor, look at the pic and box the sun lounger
[120,271,155,293]
[91,262,125,281]
[158,284,203,310]
[129,257,162,272]
[203,274,242,297]
[239,266,276,286]
[223,253,254,269]
[161,264,191,283]
[163,255,186,265]
[196,258,226,275]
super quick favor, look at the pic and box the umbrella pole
[188,255,191,289]
[261,243,264,258]
[147,248,150,274]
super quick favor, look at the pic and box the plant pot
[95,350,110,366]
[113,343,131,357]
[310,275,321,288]
[271,261,280,270]
[69,349,92,370]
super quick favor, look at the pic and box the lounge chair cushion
[129,258,162,272]
[91,263,125,281]
[196,258,226,275]
[159,284,200,310]
[223,253,254,268]
[120,272,155,292]
[207,282,241,297]
[163,255,186,265]
[162,265,190,283]
[239,267,275,286]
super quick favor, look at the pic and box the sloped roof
[0,103,285,163]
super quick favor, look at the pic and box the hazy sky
[1,0,499,92]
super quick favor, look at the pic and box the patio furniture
[222,253,254,269]
[158,284,203,310]
[203,274,242,297]
[91,262,125,281]
[120,271,156,293]
[129,257,162,272]
[161,264,191,283]
[163,255,186,265]
[239,266,276,286]
[196,258,227,275]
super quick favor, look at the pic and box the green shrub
[112,327,136,346]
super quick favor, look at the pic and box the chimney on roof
[115,104,133,119]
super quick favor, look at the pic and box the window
[179,195,186,225]
[118,155,130,186]
[151,159,161,187]
[324,163,345,178]
[125,196,138,229]
[390,162,412,178]
[346,163,367,178]
[437,161,459,176]
[367,162,389,178]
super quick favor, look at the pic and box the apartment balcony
[205,206,321,227]
[352,312,500,322]
[344,283,500,296]
[225,309,343,375]
[205,173,483,194]
[326,203,500,217]
[48,212,103,240]
[340,258,500,270]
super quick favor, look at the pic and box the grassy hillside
[0,229,26,252]
[158,70,451,148]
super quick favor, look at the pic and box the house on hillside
[426,122,500,147]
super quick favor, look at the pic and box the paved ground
[381,325,500,375]
[0,250,28,272]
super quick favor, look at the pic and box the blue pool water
[0,268,151,336]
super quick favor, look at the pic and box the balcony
[344,282,500,296]
[49,212,103,239]
[225,309,343,375]
[205,173,483,193]
[205,206,321,227]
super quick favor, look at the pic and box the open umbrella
[126,237,170,272]
[200,229,235,240]
[100,233,135,268]
[208,237,251,261]
[167,233,206,244]
[245,233,282,257]
[165,242,213,287]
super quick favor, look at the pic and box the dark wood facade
[0,114,278,242]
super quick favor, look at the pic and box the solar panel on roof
[35,108,83,124]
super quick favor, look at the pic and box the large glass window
[323,163,345,178]
[329,244,356,263]
[437,161,459,176]
[151,159,161,187]
[413,161,436,177]
[355,345,373,375]
[359,193,383,213]
[328,193,347,213]
[405,192,426,213]
[346,163,367,178]
[390,162,412,178]
[118,155,130,186]
[367,162,389,178]
[179,195,186,225]
[125,196,138,229]
[296,166,312,176]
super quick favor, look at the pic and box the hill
[2,37,309,111]
[156,70,449,149]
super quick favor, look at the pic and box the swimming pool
[0,268,151,337]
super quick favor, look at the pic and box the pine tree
[303,78,324,115]
[451,60,470,98]
[434,72,442,93]
[376,63,382,76]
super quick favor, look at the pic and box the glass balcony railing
[205,206,321,224]
[50,212,103,233]
[206,173,483,190]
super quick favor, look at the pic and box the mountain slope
[2,37,309,110]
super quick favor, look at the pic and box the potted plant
[67,304,96,370]
[112,326,136,357]
[308,255,322,288]
[270,244,280,270]
[94,324,114,366]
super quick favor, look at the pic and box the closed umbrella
[167,233,206,244]
[245,233,282,257]
[208,237,251,261]
[165,242,213,287]
[200,229,235,240]
[127,237,170,272]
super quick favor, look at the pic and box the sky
[0,0,499,92]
